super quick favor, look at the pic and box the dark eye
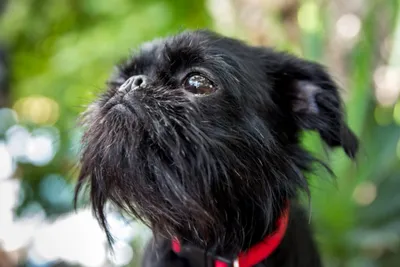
[183,74,216,95]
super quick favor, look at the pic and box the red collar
[171,205,290,267]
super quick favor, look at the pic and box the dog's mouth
[108,103,134,114]
[102,94,141,116]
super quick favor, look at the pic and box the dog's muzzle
[102,75,152,116]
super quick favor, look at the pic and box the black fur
[75,30,358,267]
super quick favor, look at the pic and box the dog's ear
[268,52,358,158]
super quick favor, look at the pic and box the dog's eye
[183,74,216,95]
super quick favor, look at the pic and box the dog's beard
[77,85,311,253]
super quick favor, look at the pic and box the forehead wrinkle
[161,44,205,73]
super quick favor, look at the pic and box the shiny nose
[118,75,149,92]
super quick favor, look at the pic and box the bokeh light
[13,96,59,125]
[353,181,377,206]
[373,66,400,107]
[5,125,31,162]
[0,142,15,180]
[4,125,60,166]
[26,127,59,166]
[298,2,320,33]
[336,13,361,39]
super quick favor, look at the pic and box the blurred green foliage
[0,0,210,217]
[1,0,400,266]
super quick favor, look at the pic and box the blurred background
[0,0,399,266]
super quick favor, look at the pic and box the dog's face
[76,30,357,252]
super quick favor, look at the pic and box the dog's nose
[118,75,149,92]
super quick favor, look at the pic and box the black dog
[75,30,358,267]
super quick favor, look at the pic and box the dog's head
[76,30,358,252]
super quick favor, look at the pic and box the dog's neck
[171,204,290,267]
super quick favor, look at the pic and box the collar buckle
[205,246,239,267]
